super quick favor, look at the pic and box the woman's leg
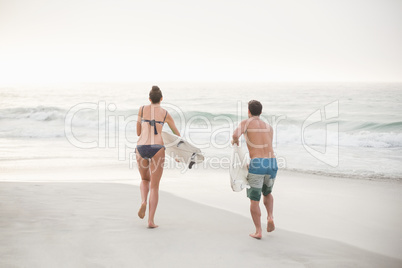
[147,148,165,228]
[136,153,150,219]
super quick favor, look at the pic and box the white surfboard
[162,131,204,169]
[229,145,250,192]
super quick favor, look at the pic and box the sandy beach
[1,164,401,268]
[1,0,402,266]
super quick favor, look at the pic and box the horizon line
[1,80,402,87]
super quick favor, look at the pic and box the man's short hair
[248,100,262,116]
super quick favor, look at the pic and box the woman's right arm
[137,106,142,136]
[165,112,180,136]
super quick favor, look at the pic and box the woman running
[136,86,180,228]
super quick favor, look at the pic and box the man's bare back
[244,117,275,159]
[233,117,275,159]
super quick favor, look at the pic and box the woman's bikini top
[140,106,168,135]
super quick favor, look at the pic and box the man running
[232,100,278,239]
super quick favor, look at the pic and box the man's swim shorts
[246,158,278,201]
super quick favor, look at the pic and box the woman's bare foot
[148,222,159,228]
[249,232,262,239]
[267,219,275,232]
[138,203,146,219]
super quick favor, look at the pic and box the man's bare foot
[267,219,275,232]
[249,232,262,239]
[148,222,159,228]
[138,203,146,219]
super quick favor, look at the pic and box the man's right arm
[232,120,246,145]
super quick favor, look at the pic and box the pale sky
[0,0,401,84]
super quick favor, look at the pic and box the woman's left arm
[165,112,180,136]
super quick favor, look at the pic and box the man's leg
[262,175,275,232]
[247,173,264,239]
[263,168,277,232]
[250,199,262,239]
[263,193,275,232]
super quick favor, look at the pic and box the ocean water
[0,82,401,180]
